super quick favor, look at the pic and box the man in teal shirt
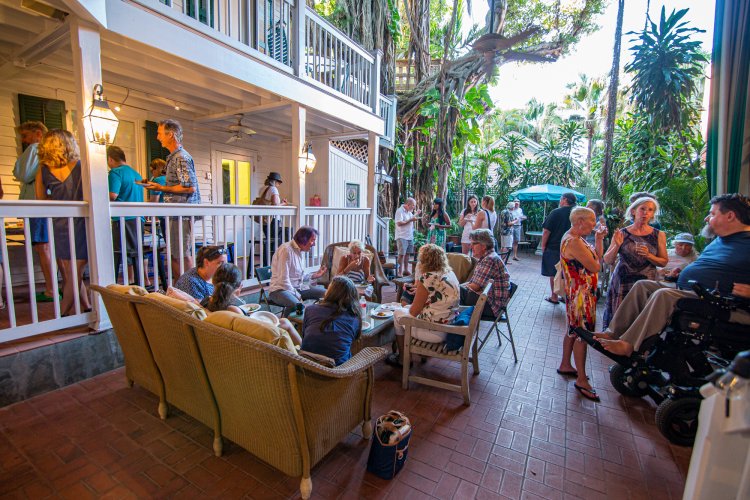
[13,121,55,302]
[107,146,144,284]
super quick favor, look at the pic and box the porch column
[290,103,306,230]
[367,132,380,243]
[292,0,305,77]
[70,19,115,330]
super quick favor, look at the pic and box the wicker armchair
[400,282,491,405]
[318,241,391,302]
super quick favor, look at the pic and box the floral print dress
[417,271,460,324]
[427,216,446,248]
[560,237,598,334]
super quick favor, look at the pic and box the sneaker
[36,292,57,303]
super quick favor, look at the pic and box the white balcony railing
[140,0,385,112]
[1,201,379,341]
[379,94,397,149]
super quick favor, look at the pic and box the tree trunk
[601,0,624,199]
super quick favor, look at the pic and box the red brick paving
[0,255,692,498]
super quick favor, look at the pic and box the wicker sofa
[93,284,386,499]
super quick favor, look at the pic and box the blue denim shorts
[29,218,49,244]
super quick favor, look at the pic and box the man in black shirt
[541,192,578,304]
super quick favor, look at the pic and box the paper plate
[362,320,373,331]
[249,310,280,326]
[239,303,261,314]
[378,303,401,311]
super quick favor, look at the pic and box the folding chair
[499,249,511,264]
[254,266,284,313]
[474,281,518,362]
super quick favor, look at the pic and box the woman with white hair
[603,196,668,327]
[336,240,373,284]
[558,207,607,401]
[499,202,516,253]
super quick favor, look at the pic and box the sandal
[384,353,412,368]
[544,297,560,304]
[574,384,600,402]
[556,369,578,377]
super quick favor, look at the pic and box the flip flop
[556,369,578,377]
[574,384,600,402]
[512,257,520,261]
[572,327,633,365]
[544,297,560,304]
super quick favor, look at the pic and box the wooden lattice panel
[331,140,368,164]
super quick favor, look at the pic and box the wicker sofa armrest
[286,346,387,378]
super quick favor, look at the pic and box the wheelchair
[575,281,750,446]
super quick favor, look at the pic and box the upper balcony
[129,0,396,145]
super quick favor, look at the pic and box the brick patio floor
[0,255,692,499]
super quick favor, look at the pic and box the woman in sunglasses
[174,245,229,301]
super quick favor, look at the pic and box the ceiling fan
[225,114,256,143]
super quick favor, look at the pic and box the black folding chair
[498,249,511,265]
[254,266,284,313]
[474,281,518,362]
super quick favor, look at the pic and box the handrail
[304,7,374,62]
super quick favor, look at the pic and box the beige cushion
[446,253,474,283]
[146,292,207,320]
[166,286,200,304]
[106,284,148,296]
[332,246,374,276]
[205,311,297,354]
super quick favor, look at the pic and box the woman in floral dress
[427,198,451,248]
[558,207,607,402]
[386,244,459,367]
[603,197,668,327]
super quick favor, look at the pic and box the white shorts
[393,307,448,343]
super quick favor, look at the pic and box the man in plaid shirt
[460,229,510,316]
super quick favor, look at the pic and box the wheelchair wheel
[655,397,701,447]
[609,364,648,398]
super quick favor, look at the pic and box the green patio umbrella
[510,184,587,220]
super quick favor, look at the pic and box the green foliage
[625,7,708,134]
[653,176,710,252]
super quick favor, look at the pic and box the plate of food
[239,303,261,314]
[378,303,401,311]
[371,310,394,319]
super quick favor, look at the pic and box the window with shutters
[18,94,67,131]
[144,120,169,167]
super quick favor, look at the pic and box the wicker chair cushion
[446,253,474,283]
[146,292,208,320]
[205,311,297,354]
[332,246,374,277]
[410,337,461,356]
[106,284,148,296]
[166,286,200,304]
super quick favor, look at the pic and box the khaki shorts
[396,238,414,256]
[168,218,193,259]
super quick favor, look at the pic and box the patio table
[287,301,396,354]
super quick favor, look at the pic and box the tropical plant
[564,73,605,171]
[653,176,710,252]
[625,7,708,134]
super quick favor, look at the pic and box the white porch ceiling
[0,0,363,140]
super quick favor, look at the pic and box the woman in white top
[257,172,287,268]
[458,195,479,254]
[386,244,460,367]
[474,196,498,242]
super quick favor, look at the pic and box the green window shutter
[145,120,169,164]
[18,94,66,130]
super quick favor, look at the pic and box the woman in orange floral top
[557,207,607,402]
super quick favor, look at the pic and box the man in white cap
[659,232,698,280]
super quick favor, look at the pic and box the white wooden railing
[379,95,397,149]
[303,207,371,266]
[1,201,93,342]
[137,0,387,113]
[376,216,390,254]
[1,201,379,341]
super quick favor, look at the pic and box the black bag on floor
[367,410,412,480]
